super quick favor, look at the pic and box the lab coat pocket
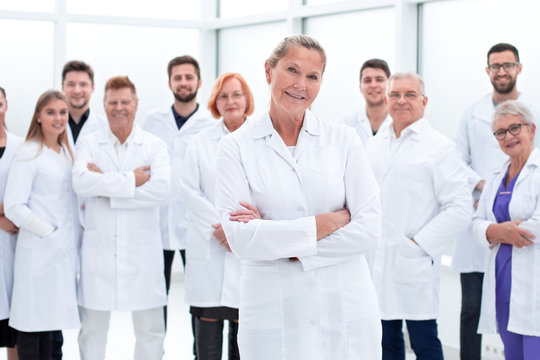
[393,239,433,284]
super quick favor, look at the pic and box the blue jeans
[382,319,444,360]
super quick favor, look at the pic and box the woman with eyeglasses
[180,73,254,360]
[472,100,540,359]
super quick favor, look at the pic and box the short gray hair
[492,100,534,130]
[267,34,327,73]
[387,72,425,95]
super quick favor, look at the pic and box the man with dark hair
[342,58,392,143]
[73,76,171,360]
[453,42,540,360]
[142,55,213,357]
[61,60,107,147]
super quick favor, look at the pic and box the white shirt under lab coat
[5,141,80,331]
[0,132,23,320]
[143,105,214,250]
[452,94,540,273]
[72,125,171,311]
[180,120,241,308]
[366,118,472,320]
[215,110,382,360]
[341,107,392,144]
[472,148,540,336]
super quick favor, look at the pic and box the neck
[392,118,420,139]
[0,126,6,146]
[224,117,245,133]
[69,107,88,124]
[509,147,532,177]
[365,103,388,133]
[269,106,304,146]
[173,100,197,117]
[492,88,519,105]
[112,126,133,144]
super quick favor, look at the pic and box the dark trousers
[17,330,53,360]
[164,249,197,358]
[51,330,62,360]
[382,319,444,360]
[460,272,483,360]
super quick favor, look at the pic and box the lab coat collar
[252,109,320,139]
[99,124,143,145]
[388,116,426,142]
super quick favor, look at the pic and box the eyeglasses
[488,62,519,73]
[493,123,529,140]
[387,92,423,101]
[217,92,244,101]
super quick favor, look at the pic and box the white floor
[1,258,505,360]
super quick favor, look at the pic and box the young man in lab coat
[341,58,392,144]
[366,72,472,360]
[72,76,171,360]
[452,43,540,360]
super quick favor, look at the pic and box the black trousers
[460,272,484,360]
[382,319,443,360]
[17,331,53,360]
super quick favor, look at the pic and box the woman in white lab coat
[0,87,23,360]
[215,35,382,360]
[472,100,540,359]
[4,90,80,360]
[181,72,254,360]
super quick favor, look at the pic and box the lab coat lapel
[97,130,120,169]
[293,111,320,163]
[121,126,144,171]
[380,121,422,178]
[513,148,540,188]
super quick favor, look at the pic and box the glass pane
[66,23,200,123]
[0,0,54,12]
[219,0,288,18]
[421,0,540,138]
[0,20,54,137]
[306,0,349,5]
[218,22,288,121]
[67,0,200,19]
[305,8,395,123]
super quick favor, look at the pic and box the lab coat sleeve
[72,135,136,198]
[4,149,55,236]
[215,136,317,261]
[109,139,171,209]
[413,148,473,258]
[179,138,219,243]
[300,140,381,271]
[455,109,483,190]
[471,179,494,248]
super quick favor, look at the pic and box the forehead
[488,50,517,64]
[221,77,242,91]
[171,64,198,77]
[64,71,92,83]
[43,99,67,109]
[279,46,324,72]
[361,67,388,80]
[105,87,135,101]
[388,77,422,92]
[494,114,523,128]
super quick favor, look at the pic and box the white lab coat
[143,106,214,250]
[472,148,540,336]
[366,118,472,320]
[341,108,392,144]
[72,125,171,311]
[215,110,382,360]
[0,132,23,320]
[180,120,241,308]
[5,141,80,331]
[452,94,540,272]
[67,108,107,150]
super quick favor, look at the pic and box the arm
[413,149,473,258]
[299,141,381,271]
[455,109,484,191]
[109,139,171,209]
[0,203,18,235]
[178,137,220,243]
[215,136,318,261]
[72,136,136,198]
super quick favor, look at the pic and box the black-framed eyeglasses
[493,123,529,140]
[488,62,520,73]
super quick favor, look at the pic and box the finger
[239,201,257,212]
[211,224,220,229]
[230,209,255,216]
[139,165,151,171]
[518,228,535,240]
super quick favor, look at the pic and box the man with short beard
[342,58,392,144]
[142,55,214,357]
[453,43,540,360]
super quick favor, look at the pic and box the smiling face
[168,64,201,103]
[265,46,324,119]
[486,50,521,95]
[493,114,535,159]
[38,99,68,141]
[360,67,388,107]
[62,71,94,111]
[386,76,427,132]
[216,77,247,126]
[104,87,138,136]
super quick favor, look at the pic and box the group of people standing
[0,34,539,360]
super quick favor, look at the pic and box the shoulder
[13,141,41,161]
